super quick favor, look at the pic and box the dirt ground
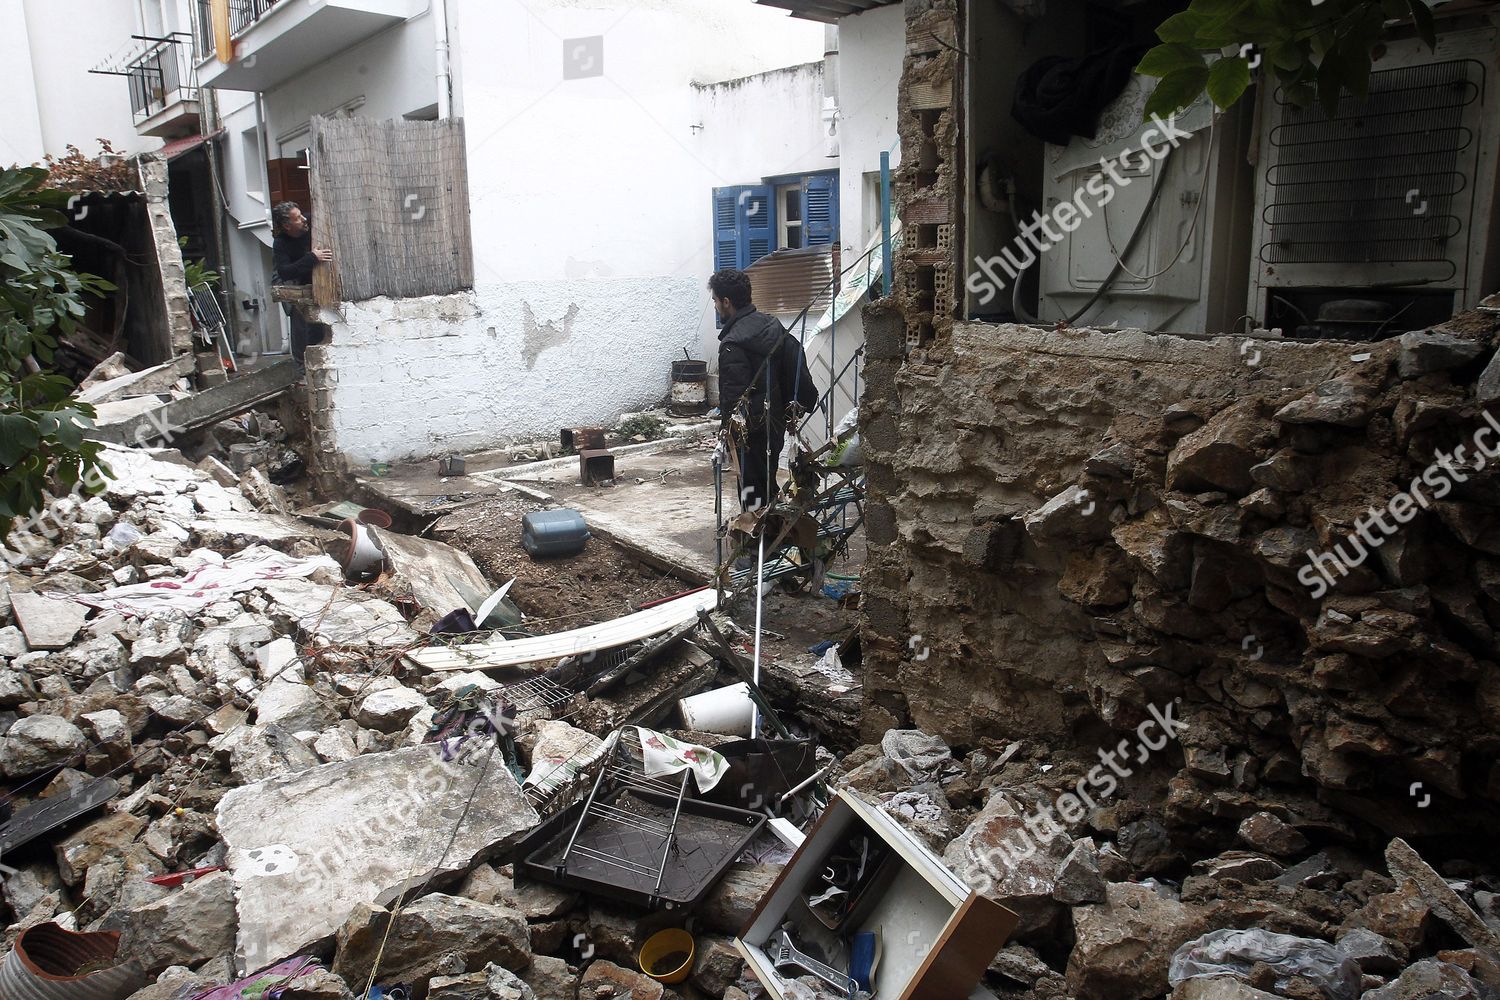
[428,494,690,630]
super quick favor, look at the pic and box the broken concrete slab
[88,359,301,447]
[217,743,540,973]
[0,715,87,777]
[261,579,419,652]
[10,591,89,650]
[77,355,195,405]
[1386,837,1500,953]
[369,527,494,616]
[118,868,238,976]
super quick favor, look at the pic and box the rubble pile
[838,728,1500,999]
[6,417,1499,1000]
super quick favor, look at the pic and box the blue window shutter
[802,174,837,247]
[712,186,743,271]
[741,185,775,266]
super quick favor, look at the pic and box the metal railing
[195,0,283,57]
[125,40,195,123]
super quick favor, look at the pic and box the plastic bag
[881,729,955,786]
[1169,928,1362,1000]
[104,521,144,549]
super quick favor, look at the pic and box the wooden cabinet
[736,791,1018,1000]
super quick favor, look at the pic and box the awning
[747,246,837,317]
[754,0,900,23]
[159,129,224,162]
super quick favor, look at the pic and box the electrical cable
[1059,142,1182,326]
[1102,115,1217,282]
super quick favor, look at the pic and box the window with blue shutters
[712,173,838,272]
[710,184,775,271]
[802,173,836,247]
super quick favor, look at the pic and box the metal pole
[880,150,893,298]
[750,532,766,739]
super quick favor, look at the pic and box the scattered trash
[639,927,696,984]
[0,777,119,858]
[521,508,591,558]
[183,955,321,1000]
[437,455,466,477]
[579,449,616,487]
[338,517,386,581]
[560,426,607,451]
[1168,928,1362,1000]
[737,791,1018,1000]
[369,461,391,477]
[678,682,755,736]
[516,729,765,909]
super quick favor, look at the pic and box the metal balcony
[126,40,201,137]
[193,0,425,92]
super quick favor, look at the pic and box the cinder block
[863,304,907,360]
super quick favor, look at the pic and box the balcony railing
[126,40,196,125]
[195,0,283,57]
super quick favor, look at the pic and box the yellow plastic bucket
[638,927,695,985]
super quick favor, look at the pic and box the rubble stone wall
[860,308,1500,845]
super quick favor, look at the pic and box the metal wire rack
[555,728,691,898]
[499,675,580,719]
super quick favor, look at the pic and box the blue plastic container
[522,509,591,558]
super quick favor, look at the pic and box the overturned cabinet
[737,791,1017,1000]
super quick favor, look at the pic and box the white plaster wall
[835,4,904,258]
[691,62,831,186]
[0,1,46,166]
[320,285,704,463]
[800,5,904,442]
[261,10,439,152]
[11,0,163,163]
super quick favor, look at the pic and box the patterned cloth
[633,727,728,793]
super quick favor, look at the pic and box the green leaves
[1141,0,1407,118]
[0,164,114,538]
[1207,55,1254,108]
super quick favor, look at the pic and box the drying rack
[499,675,580,719]
[554,728,691,901]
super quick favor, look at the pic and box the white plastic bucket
[678,682,754,736]
[339,519,386,581]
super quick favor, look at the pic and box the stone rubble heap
[4,442,1499,1000]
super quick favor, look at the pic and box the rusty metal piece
[0,923,144,1000]
[580,449,615,486]
[561,427,607,451]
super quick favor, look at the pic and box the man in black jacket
[271,202,332,367]
[711,268,819,512]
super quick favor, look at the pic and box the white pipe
[750,532,766,739]
[433,0,451,119]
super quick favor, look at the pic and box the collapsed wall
[862,0,1500,851]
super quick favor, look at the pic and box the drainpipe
[433,0,451,119]
[254,92,272,225]
[822,23,839,158]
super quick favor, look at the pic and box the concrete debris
[218,745,538,971]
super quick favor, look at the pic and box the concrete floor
[523,446,722,580]
[358,435,866,586]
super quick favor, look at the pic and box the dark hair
[708,269,753,310]
[271,201,304,236]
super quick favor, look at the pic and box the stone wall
[862,293,1500,851]
[861,0,1500,848]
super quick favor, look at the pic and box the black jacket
[717,305,819,429]
[272,231,318,285]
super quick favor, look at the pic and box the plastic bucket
[356,508,393,528]
[339,519,386,580]
[638,928,695,984]
[678,682,753,737]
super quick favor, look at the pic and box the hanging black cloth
[1010,44,1151,146]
